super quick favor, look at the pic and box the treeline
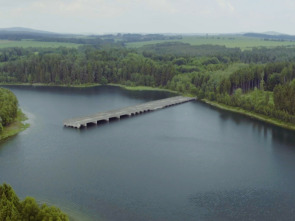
[0,30,181,45]
[140,42,295,63]
[0,47,31,62]
[0,183,68,221]
[117,33,182,42]
[36,37,124,47]
[0,88,18,132]
[0,31,62,41]
[140,42,241,60]
[174,61,295,124]
[1,44,295,125]
[227,62,295,93]
[0,30,123,47]
[0,47,177,87]
[274,81,295,115]
[242,47,295,63]
[0,44,250,86]
[0,47,79,63]
[244,33,295,42]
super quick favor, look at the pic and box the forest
[0,42,295,126]
[0,183,68,221]
[0,88,18,132]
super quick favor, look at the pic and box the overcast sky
[1,0,295,34]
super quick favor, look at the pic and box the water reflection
[271,129,295,147]
[4,85,175,102]
[205,101,295,149]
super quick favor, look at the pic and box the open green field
[126,36,295,50]
[0,39,80,48]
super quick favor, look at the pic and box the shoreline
[0,82,102,88]
[0,109,30,142]
[0,82,179,93]
[1,83,295,131]
[108,83,179,93]
[202,99,295,131]
[0,82,171,92]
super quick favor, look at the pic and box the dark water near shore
[1,85,295,221]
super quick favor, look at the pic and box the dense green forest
[0,88,18,132]
[0,183,68,221]
[0,42,295,127]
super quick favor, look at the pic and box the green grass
[108,83,179,93]
[0,109,29,141]
[126,36,295,50]
[0,82,180,94]
[0,39,80,48]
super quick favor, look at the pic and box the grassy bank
[0,82,180,93]
[203,99,295,131]
[0,109,29,141]
[108,83,179,93]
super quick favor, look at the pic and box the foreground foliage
[0,183,68,221]
[0,109,29,141]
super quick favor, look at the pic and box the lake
[1,85,295,221]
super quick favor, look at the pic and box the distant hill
[0,27,123,47]
[0,27,79,41]
[0,27,56,34]
[0,27,181,45]
[244,32,295,41]
[262,31,286,36]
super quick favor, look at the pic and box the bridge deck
[63,96,196,128]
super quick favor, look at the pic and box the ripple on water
[190,188,295,221]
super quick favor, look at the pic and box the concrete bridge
[63,96,196,129]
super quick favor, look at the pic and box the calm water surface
[1,85,295,221]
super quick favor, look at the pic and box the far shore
[0,82,102,88]
[0,82,178,93]
[203,99,295,131]
[108,83,179,93]
[1,83,295,131]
